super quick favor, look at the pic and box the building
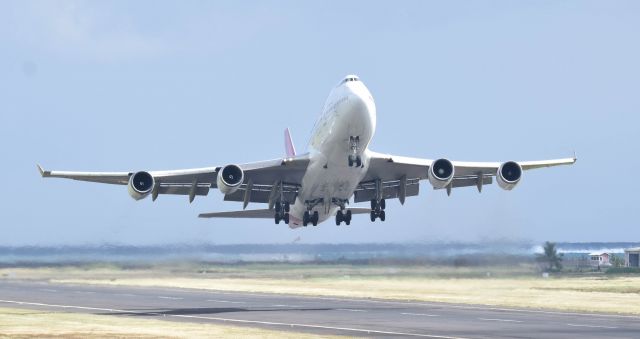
[624,248,640,268]
[589,252,611,267]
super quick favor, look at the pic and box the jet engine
[428,158,454,189]
[497,161,522,190]
[128,171,155,200]
[217,164,244,195]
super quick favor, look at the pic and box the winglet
[573,150,577,163]
[37,164,50,177]
[284,128,296,157]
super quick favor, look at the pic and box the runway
[1,280,639,338]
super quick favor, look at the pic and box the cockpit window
[341,77,359,84]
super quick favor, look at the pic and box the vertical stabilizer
[284,128,296,157]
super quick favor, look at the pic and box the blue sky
[1,1,638,245]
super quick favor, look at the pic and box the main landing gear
[370,199,386,222]
[348,136,363,167]
[335,209,352,226]
[274,201,290,225]
[303,210,319,226]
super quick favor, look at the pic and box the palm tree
[537,241,563,272]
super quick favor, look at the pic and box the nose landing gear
[348,136,363,167]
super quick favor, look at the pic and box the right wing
[38,154,310,205]
[355,150,576,204]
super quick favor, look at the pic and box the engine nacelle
[217,164,244,195]
[497,161,522,190]
[128,171,155,200]
[428,158,455,189]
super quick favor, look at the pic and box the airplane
[38,74,576,228]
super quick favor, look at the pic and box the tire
[348,157,353,167]
[370,211,376,222]
[370,199,377,210]
[313,211,319,226]
[284,213,290,224]
[380,199,386,210]
[379,210,386,221]
[274,214,280,224]
[356,157,362,167]
[303,211,309,226]
[284,203,290,213]
[275,202,281,212]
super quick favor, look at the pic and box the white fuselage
[287,78,377,227]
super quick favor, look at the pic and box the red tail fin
[284,128,296,157]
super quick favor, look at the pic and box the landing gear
[370,198,386,222]
[303,211,319,226]
[336,209,352,226]
[348,136,363,167]
[274,201,291,225]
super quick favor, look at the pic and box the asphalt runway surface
[1,280,639,338]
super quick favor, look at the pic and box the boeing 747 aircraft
[39,75,576,227]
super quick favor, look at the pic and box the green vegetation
[606,267,640,275]
[536,241,563,272]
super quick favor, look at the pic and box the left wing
[355,150,576,203]
[38,154,310,205]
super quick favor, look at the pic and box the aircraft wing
[38,154,310,205]
[355,150,576,203]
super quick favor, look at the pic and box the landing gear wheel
[303,211,310,227]
[348,157,354,167]
[345,210,352,225]
[380,199,386,210]
[275,202,281,212]
[312,211,319,226]
[336,211,343,226]
[284,213,290,224]
[379,210,386,222]
[371,199,377,210]
[284,203,290,213]
[355,157,362,167]
[370,211,376,222]
[274,213,281,224]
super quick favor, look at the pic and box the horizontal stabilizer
[346,207,373,214]
[199,207,372,219]
[199,209,274,219]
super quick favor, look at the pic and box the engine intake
[428,158,454,189]
[128,171,154,200]
[497,161,522,190]
[217,164,244,195]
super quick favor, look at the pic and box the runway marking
[567,323,618,329]
[206,299,246,304]
[115,293,137,297]
[402,313,440,317]
[0,299,468,339]
[74,291,95,294]
[39,289,57,293]
[478,318,523,323]
[157,296,183,300]
[271,304,295,307]
[336,308,367,312]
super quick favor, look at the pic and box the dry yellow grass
[0,307,344,339]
